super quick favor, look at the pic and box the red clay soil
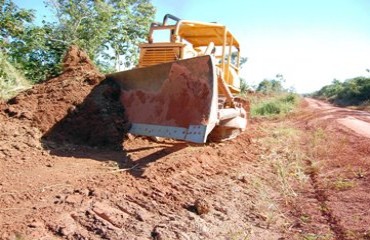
[1,45,129,149]
[2,45,104,133]
[292,98,370,240]
[1,49,370,240]
[0,110,277,239]
[0,47,280,239]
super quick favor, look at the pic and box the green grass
[301,233,333,240]
[249,93,300,117]
[258,124,309,202]
[332,178,355,191]
[247,123,310,237]
[0,53,30,100]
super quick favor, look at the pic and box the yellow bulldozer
[107,14,248,143]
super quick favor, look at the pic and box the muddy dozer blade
[106,56,218,143]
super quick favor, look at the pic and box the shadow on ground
[41,77,188,177]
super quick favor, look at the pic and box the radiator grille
[139,47,180,67]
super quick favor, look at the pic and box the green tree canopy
[0,0,35,49]
[48,0,155,71]
[256,78,284,93]
[314,77,370,106]
[0,0,156,84]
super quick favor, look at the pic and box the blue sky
[14,0,370,93]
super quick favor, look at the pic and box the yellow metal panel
[139,43,186,67]
[175,20,240,48]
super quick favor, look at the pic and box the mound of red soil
[1,45,129,149]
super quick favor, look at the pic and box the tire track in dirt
[305,158,348,240]
[300,98,370,240]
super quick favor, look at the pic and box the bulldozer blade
[106,56,218,143]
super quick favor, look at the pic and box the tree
[228,52,247,69]
[0,0,35,50]
[256,78,284,93]
[239,77,249,94]
[8,24,66,82]
[0,51,30,99]
[275,73,285,83]
[105,0,155,70]
[0,0,38,89]
[47,0,113,60]
[314,77,370,106]
[0,0,155,86]
[46,0,155,71]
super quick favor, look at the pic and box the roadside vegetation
[0,0,155,99]
[243,74,301,117]
[312,76,370,109]
[254,120,336,239]
[249,93,299,117]
[0,52,30,99]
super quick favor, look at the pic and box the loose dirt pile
[0,45,129,150]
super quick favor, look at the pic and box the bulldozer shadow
[43,141,187,178]
[40,77,130,171]
[42,78,129,151]
[41,77,188,178]
[124,143,188,178]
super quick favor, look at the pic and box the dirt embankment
[1,45,129,151]
[0,46,133,238]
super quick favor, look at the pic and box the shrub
[0,52,30,99]
[251,93,299,117]
[314,77,370,106]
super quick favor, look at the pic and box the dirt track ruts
[297,98,370,240]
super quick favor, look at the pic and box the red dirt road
[305,98,370,139]
[294,98,370,240]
